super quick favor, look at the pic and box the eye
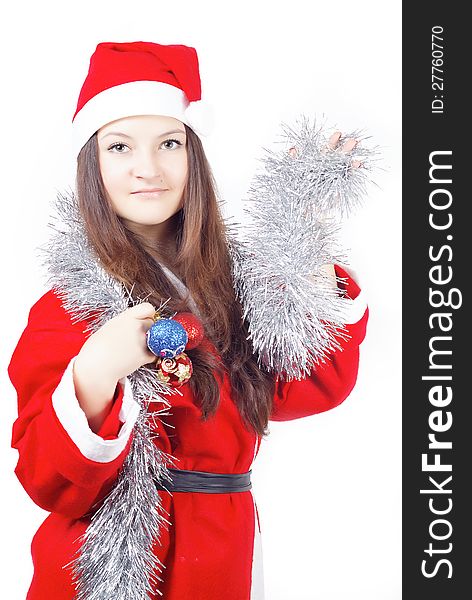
[108,142,129,153]
[161,138,183,150]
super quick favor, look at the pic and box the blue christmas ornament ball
[146,318,188,359]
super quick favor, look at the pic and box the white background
[0,1,401,598]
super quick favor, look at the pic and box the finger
[144,350,159,364]
[288,146,298,157]
[129,302,157,320]
[351,159,363,169]
[142,317,158,333]
[340,138,357,153]
[142,330,158,360]
[327,131,342,150]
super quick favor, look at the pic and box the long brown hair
[76,126,275,436]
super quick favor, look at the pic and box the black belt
[156,468,252,493]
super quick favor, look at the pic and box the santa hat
[71,41,213,156]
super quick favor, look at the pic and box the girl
[8,41,369,599]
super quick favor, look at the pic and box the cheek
[163,151,188,186]
[100,159,126,194]
[175,154,188,188]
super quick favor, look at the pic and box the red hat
[71,41,213,156]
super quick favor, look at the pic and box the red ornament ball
[173,312,204,350]
[155,352,193,388]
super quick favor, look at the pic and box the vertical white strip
[251,436,260,468]
[249,435,265,598]
[250,492,266,600]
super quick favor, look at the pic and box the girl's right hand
[75,302,158,383]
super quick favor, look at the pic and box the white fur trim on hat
[184,100,214,138]
[71,80,212,157]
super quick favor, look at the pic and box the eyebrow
[99,129,186,140]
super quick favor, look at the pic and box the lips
[132,188,168,194]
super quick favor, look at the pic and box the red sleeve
[270,266,368,421]
[8,289,131,518]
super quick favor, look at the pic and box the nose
[132,149,164,180]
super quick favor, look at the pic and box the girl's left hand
[289,130,363,169]
[288,131,360,290]
[326,131,363,168]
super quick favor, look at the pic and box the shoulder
[27,289,90,335]
[29,288,65,315]
[28,289,69,321]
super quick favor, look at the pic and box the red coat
[8,266,368,600]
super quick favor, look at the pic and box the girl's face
[97,114,188,243]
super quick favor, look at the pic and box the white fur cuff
[52,356,141,463]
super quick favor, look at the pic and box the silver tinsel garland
[228,115,379,380]
[36,114,379,598]
[39,190,180,599]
